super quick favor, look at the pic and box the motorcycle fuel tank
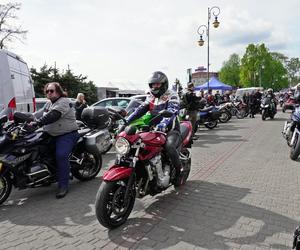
[139,132,166,146]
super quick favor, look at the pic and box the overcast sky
[4,0,300,90]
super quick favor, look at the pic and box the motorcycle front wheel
[71,151,102,181]
[262,110,266,120]
[204,120,218,129]
[219,111,230,123]
[235,110,245,119]
[95,180,136,229]
[290,133,300,160]
[0,174,12,205]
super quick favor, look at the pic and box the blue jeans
[55,131,79,189]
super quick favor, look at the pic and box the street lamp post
[197,6,221,89]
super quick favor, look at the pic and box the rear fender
[181,121,193,146]
[103,165,133,181]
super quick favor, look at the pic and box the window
[117,99,130,109]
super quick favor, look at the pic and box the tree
[219,53,241,87]
[0,2,27,49]
[286,58,300,86]
[240,43,288,91]
[30,65,98,105]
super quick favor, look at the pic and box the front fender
[103,165,133,181]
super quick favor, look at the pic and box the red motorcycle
[282,96,296,113]
[95,110,192,229]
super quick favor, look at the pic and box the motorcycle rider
[31,82,79,199]
[124,71,184,186]
[265,88,277,113]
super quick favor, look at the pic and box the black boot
[56,187,68,199]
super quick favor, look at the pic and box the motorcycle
[0,107,111,205]
[95,110,192,229]
[293,226,300,250]
[228,101,247,119]
[261,96,276,120]
[282,106,300,160]
[194,106,220,132]
[282,96,296,113]
[279,96,284,107]
[216,102,232,123]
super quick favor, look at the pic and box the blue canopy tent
[194,77,233,92]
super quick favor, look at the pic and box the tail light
[33,97,36,112]
[8,97,16,120]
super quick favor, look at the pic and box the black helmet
[148,71,169,97]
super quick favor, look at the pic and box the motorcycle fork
[291,127,300,146]
[123,142,142,205]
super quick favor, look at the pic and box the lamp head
[213,17,220,28]
[198,35,204,46]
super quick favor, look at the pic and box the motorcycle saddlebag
[81,107,110,129]
[84,128,111,154]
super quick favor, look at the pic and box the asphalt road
[0,110,299,250]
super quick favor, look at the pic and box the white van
[236,87,264,99]
[0,49,35,119]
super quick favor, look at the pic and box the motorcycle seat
[199,106,214,112]
[78,128,91,136]
[180,124,189,140]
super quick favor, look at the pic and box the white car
[35,97,76,111]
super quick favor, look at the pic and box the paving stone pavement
[0,110,299,249]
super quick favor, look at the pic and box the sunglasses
[46,89,55,94]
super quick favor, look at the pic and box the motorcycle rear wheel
[0,174,12,205]
[95,180,136,229]
[71,152,102,181]
[290,133,300,160]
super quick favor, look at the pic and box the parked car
[0,49,35,119]
[124,94,147,114]
[35,97,77,111]
[91,97,131,109]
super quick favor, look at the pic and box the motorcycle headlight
[115,137,130,155]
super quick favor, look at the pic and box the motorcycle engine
[26,162,51,183]
[149,155,170,188]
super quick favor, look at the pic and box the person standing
[206,88,215,106]
[75,93,88,121]
[249,91,256,118]
[31,82,79,198]
[182,83,201,138]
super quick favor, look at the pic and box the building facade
[192,71,219,86]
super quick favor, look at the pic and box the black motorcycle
[194,106,221,132]
[261,96,276,120]
[0,107,111,205]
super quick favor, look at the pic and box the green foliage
[30,65,98,105]
[286,58,300,86]
[239,43,288,91]
[219,53,241,87]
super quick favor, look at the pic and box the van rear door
[7,54,35,112]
